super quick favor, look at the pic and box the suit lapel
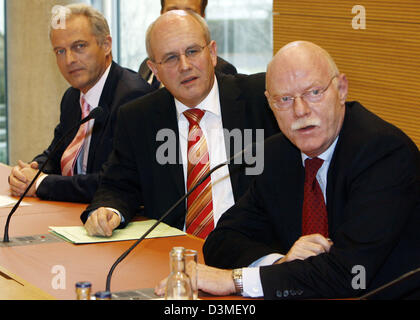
[325,103,353,235]
[86,62,117,171]
[154,89,185,199]
[217,73,247,200]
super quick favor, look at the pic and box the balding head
[146,9,210,61]
[145,10,217,107]
[267,41,339,94]
[265,41,348,157]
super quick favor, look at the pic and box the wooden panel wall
[273,0,420,147]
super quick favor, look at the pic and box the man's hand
[84,207,121,237]
[276,233,333,264]
[155,263,236,297]
[9,160,40,197]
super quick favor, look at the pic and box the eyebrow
[273,80,326,97]
[53,40,87,51]
[161,44,201,57]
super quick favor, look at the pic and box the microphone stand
[105,143,257,292]
[3,108,102,242]
[358,267,420,300]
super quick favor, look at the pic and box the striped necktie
[302,157,329,237]
[183,108,214,239]
[60,97,90,177]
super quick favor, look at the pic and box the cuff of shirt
[243,253,284,298]
[35,173,48,191]
[248,253,284,267]
[243,267,264,298]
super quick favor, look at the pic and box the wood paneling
[273,0,420,147]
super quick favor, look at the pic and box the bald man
[138,0,237,89]
[156,41,420,299]
[81,10,278,238]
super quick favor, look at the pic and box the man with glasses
[138,0,237,90]
[155,41,419,299]
[81,10,279,238]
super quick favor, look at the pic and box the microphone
[358,267,420,300]
[105,142,259,292]
[3,107,104,243]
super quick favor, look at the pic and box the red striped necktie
[183,108,214,239]
[61,97,90,176]
[302,157,329,237]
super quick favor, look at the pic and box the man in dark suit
[138,0,237,90]
[155,41,420,299]
[8,4,151,203]
[81,10,279,238]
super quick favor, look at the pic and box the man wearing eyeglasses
[138,0,237,90]
[155,41,419,299]
[81,10,279,237]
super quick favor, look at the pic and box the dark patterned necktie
[302,157,328,237]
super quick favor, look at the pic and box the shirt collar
[80,63,112,109]
[174,75,220,120]
[301,136,339,166]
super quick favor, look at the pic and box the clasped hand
[8,160,41,197]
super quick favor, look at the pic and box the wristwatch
[232,268,243,295]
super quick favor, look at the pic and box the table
[0,164,233,300]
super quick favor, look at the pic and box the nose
[65,50,77,66]
[293,96,311,118]
[178,54,192,71]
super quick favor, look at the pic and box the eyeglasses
[154,44,210,68]
[269,75,338,110]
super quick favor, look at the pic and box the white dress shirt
[175,76,235,229]
[75,64,111,174]
[100,76,235,227]
[242,137,339,298]
[36,64,111,190]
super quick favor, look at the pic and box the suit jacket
[203,101,420,299]
[81,72,280,229]
[33,62,152,203]
[138,56,237,90]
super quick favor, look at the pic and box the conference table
[0,164,240,301]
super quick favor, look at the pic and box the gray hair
[49,3,110,45]
[146,9,211,61]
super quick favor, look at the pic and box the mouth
[68,68,84,75]
[296,125,318,133]
[181,76,198,85]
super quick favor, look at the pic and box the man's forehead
[268,63,329,94]
[151,14,204,48]
[51,16,92,41]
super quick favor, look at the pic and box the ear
[336,73,348,105]
[264,90,275,111]
[102,35,113,56]
[147,59,161,82]
[208,40,218,67]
